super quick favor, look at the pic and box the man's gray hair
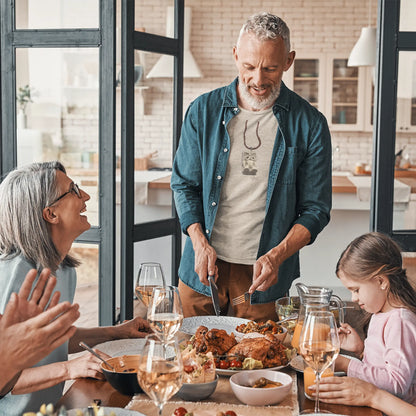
[0,161,79,272]
[237,12,291,52]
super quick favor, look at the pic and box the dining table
[57,366,382,416]
[57,302,382,415]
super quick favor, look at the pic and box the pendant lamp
[348,0,376,67]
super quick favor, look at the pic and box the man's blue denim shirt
[171,78,332,304]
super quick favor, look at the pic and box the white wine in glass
[147,286,184,342]
[135,262,166,308]
[299,310,340,414]
[137,336,183,416]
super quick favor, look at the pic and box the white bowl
[177,375,218,401]
[230,370,292,406]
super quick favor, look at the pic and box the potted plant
[16,84,34,129]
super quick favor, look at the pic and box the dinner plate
[93,338,146,357]
[180,315,250,336]
[68,407,145,416]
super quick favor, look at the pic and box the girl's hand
[338,323,364,355]
[314,376,377,407]
[66,349,110,380]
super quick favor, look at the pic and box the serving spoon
[79,341,116,371]
[275,313,298,325]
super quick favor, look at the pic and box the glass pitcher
[291,282,345,351]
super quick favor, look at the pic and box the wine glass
[147,285,184,342]
[137,335,183,416]
[299,310,340,414]
[135,263,166,311]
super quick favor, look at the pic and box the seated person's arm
[0,269,79,395]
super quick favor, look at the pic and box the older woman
[0,161,150,415]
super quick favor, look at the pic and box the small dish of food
[229,369,292,405]
[101,355,143,396]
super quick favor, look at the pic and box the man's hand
[250,253,279,293]
[250,224,311,293]
[187,223,218,286]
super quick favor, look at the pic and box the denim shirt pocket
[278,146,297,185]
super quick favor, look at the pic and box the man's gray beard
[238,78,281,111]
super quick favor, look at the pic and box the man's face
[233,32,295,111]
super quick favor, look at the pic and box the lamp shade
[348,27,377,67]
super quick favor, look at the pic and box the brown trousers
[178,259,279,321]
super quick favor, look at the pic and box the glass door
[372,0,416,252]
[1,0,116,325]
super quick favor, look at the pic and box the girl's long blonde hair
[336,232,416,315]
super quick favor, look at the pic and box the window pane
[129,51,174,224]
[393,51,416,232]
[133,236,175,318]
[400,0,416,31]
[403,253,416,288]
[16,0,99,29]
[70,243,99,327]
[16,48,100,226]
[134,0,175,38]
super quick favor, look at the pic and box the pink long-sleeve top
[348,308,416,404]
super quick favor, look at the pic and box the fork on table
[231,291,250,306]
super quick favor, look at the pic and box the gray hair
[0,161,79,272]
[237,12,291,52]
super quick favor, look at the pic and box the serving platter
[216,363,287,376]
[180,315,250,336]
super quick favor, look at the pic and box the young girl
[335,232,416,405]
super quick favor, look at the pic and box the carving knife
[208,275,221,316]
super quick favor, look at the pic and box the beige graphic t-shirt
[210,107,277,264]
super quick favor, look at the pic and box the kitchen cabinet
[284,54,326,113]
[284,54,373,131]
[396,98,416,132]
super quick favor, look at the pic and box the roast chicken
[192,326,237,355]
[227,333,288,367]
[191,326,288,368]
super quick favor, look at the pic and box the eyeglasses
[48,182,82,206]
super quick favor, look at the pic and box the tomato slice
[173,407,188,416]
[219,360,230,369]
[229,359,242,368]
[225,411,237,416]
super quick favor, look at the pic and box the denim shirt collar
[222,77,291,112]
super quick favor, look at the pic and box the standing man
[171,12,332,321]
